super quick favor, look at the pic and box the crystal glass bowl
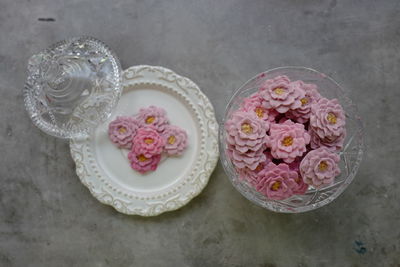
[219,67,364,213]
[24,36,122,139]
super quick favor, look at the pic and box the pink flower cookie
[132,127,165,158]
[227,145,267,170]
[128,151,161,173]
[136,106,169,133]
[300,148,341,188]
[310,128,346,152]
[259,75,305,113]
[162,125,188,156]
[268,120,310,163]
[256,162,298,200]
[237,163,265,186]
[239,92,278,122]
[292,172,309,195]
[108,116,139,149]
[237,151,273,185]
[310,98,346,140]
[286,80,322,123]
[225,111,269,154]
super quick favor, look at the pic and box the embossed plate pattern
[70,65,219,216]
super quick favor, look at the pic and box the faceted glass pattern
[24,36,122,139]
[219,67,364,213]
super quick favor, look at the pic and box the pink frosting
[236,151,273,185]
[128,151,161,173]
[136,106,169,133]
[225,111,269,154]
[239,92,278,122]
[310,128,346,152]
[259,75,305,113]
[131,127,165,158]
[300,148,341,188]
[310,98,346,140]
[256,162,298,200]
[286,80,322,123]
[108,116,139,149]
[292,172,309,195]
[268,120,310,163]
[162,125,188,156]
[227,145,266,170]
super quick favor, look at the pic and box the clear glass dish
[24,36,122,139]
[219,66,364,213]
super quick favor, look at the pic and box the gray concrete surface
[1,0,399,266]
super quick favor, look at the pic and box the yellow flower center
[137,154,149,162]
[281,136,294,146]
[241,123,253,134]
[144,138,154,144]
[271,181,281,191]
[300,97,308,106]
[118,127,127,134]
[273,87,285,95]
[168,135,176,145]
[255,107,264,118]
[327,112,337,124]
[318,161,328,171]
[145,116,155,124]
[255,163,264,172]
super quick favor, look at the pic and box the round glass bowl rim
[23,36,123,139]
[218,66,364,213]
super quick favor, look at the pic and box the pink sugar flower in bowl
[128,151,161,173]
[300,147,341,188]
[310,128,346,152]
[256,162,298,200]
[220,67,363,213]
[108,116,139,149]
[225,111,269,153]
[227,145,266,170]
[268,120,310,163]
[132,127,165,158]
[162,125,188,156]
[286,80,322,123]
[310,98,346,140]
[239,92,278,122]
[136,106,169,133]
[259,75,305,113]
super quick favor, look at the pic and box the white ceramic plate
[70,65,219,216]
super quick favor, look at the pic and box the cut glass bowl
[219,67,364,213]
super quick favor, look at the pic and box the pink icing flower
[300,148,341,188]
[259,75,305,113]
[239,92,278,122]
[256,162,297,200]
[236,151,273,185]
[225,111,269,154]
[227,145,266,170]
[136,106,169,133]
[162,125,188,156]
[128,151,161,173]
[310,128,346,152]
[292,172,309,195]
[132,127,165,158]
[108,116,139,149]
[268,120,310,163]
[310,98,346,140]
[286,80,322,123]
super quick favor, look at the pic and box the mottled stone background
[0,0,399,266]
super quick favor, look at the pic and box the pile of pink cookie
[108,106,188,173]
[225,75,346,200]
